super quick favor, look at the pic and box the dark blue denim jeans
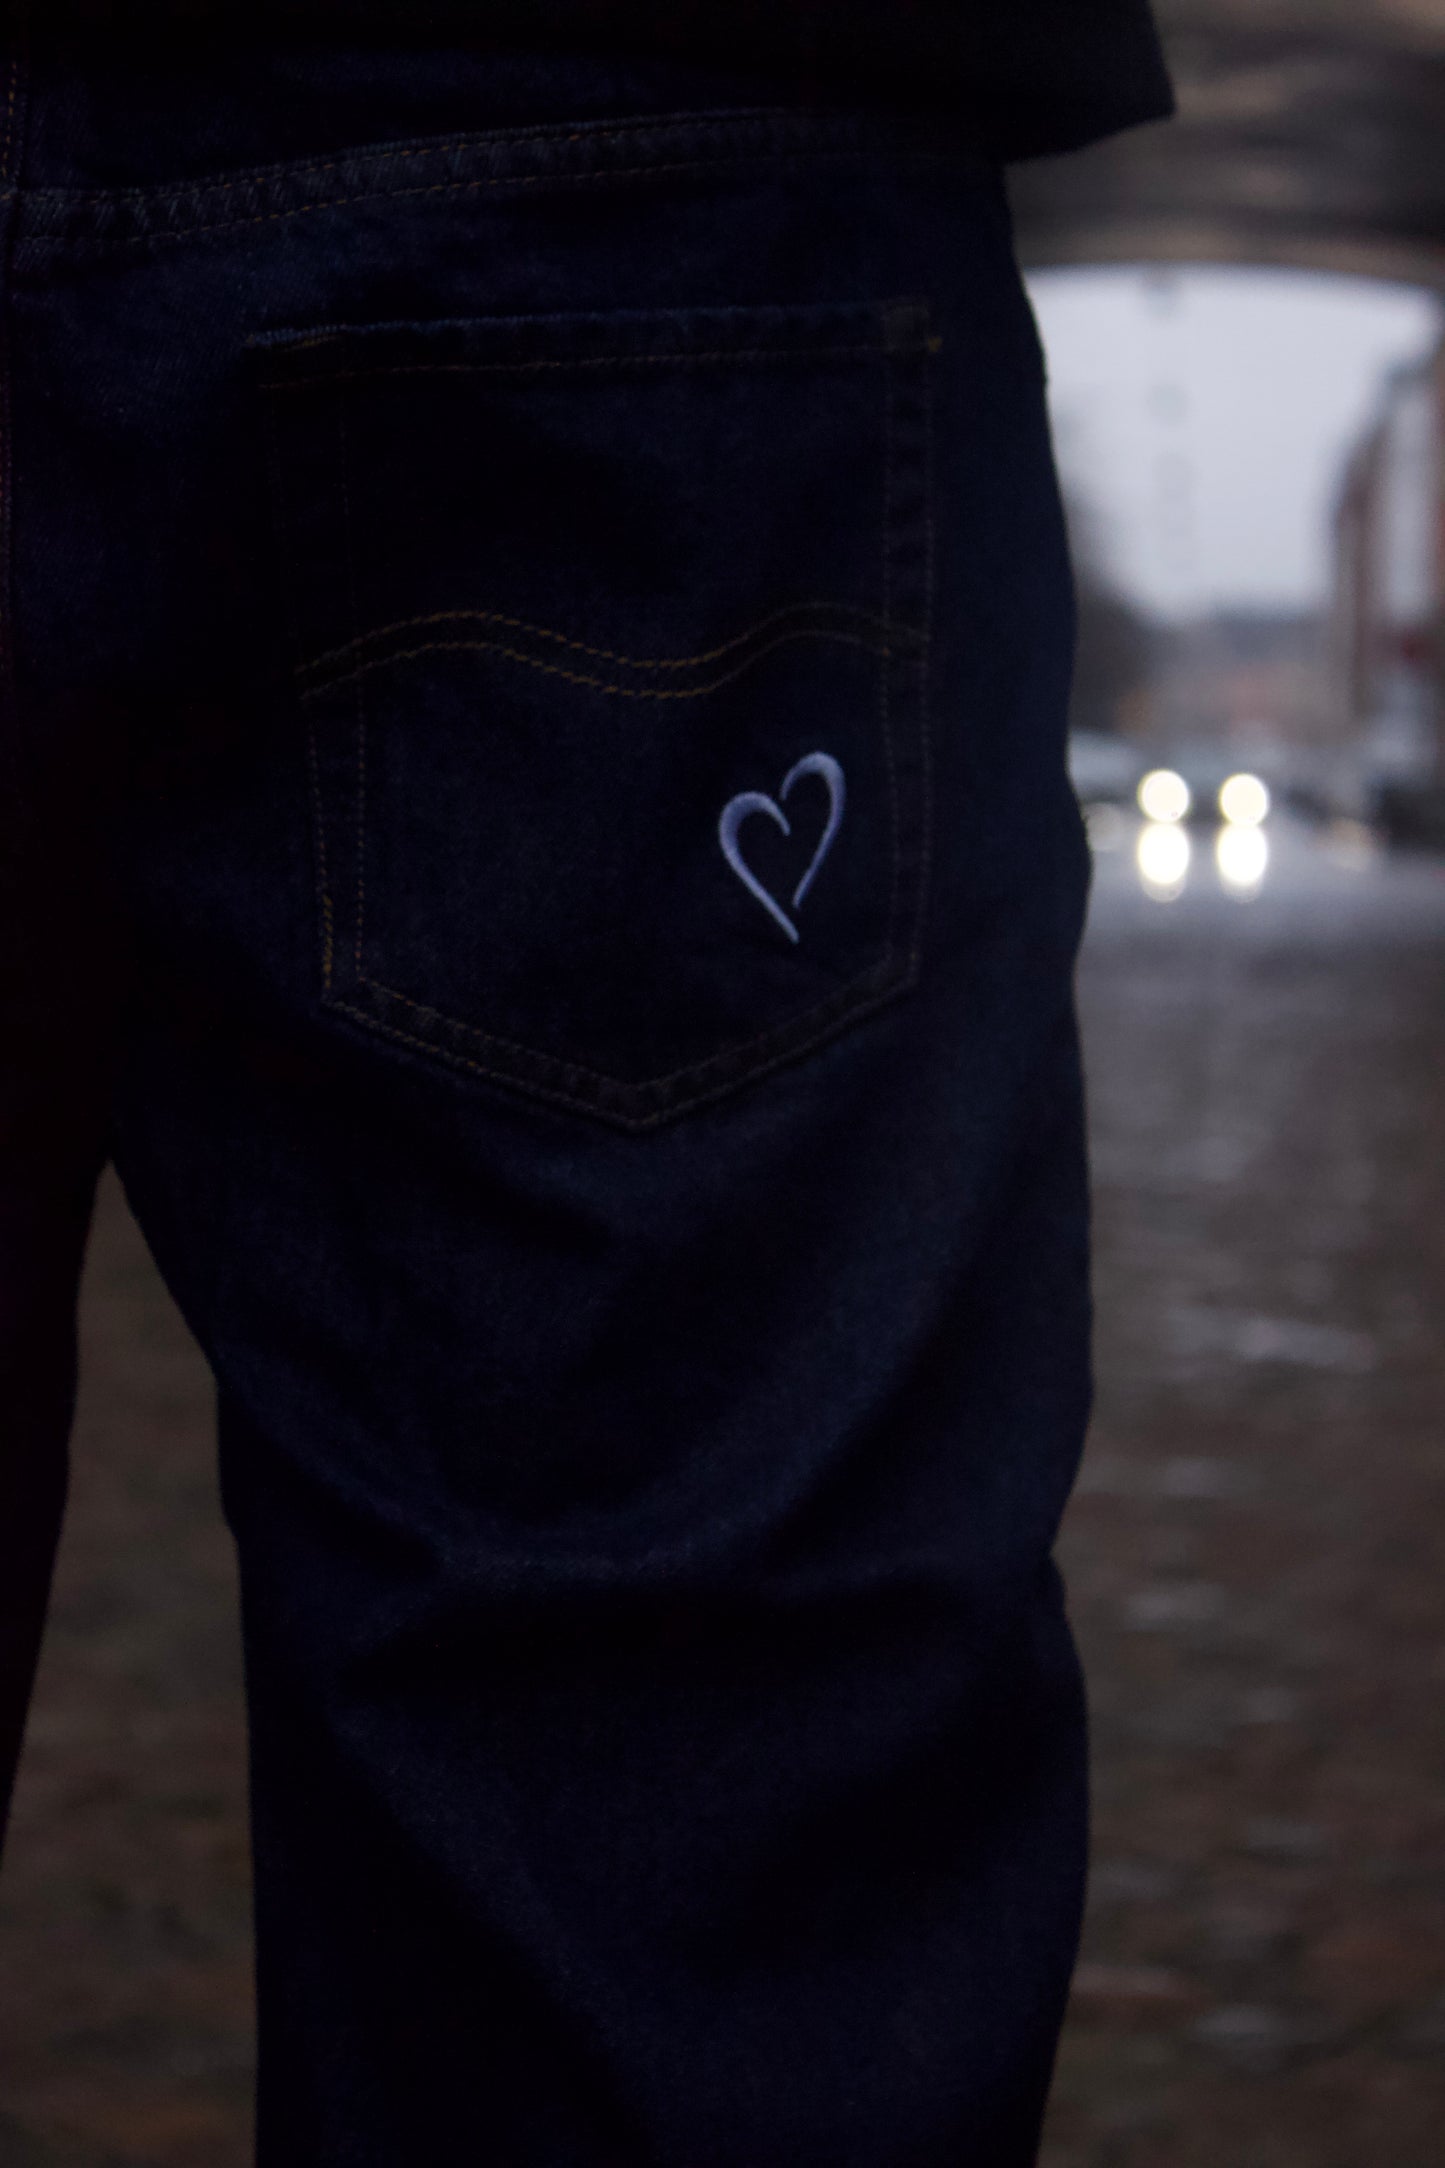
[0,35,1090,2168]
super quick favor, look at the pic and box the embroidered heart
[718,752,846,945]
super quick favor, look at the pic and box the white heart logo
[718,752,846,945]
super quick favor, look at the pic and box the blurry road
[1,817,1443,2166]
[1045,815,1445,2168]
[0,1187,249,2166]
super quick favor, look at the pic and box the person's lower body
[2,33,1089,2165]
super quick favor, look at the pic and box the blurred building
[1152,609,1326,748]
[1330,333,1445,835]
[1062,487,1160,741]
[1014,1,1445,834]
[1012,2,1445,289]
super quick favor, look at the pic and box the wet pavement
[1,815,1443,2166]
[1044,815,1445,2168]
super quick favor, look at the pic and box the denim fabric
[0,39,1090,2168]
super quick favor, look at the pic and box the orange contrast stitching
[297,601,909,684]
[326,976,906,1128]
[298,627,893,704]
[339,947,903,1112]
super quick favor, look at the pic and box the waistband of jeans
[11,103,995,258]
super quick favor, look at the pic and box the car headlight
[1218,773,1271,827]
[1138,769,1192,823]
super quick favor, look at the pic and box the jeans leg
[11,50,1089,2165]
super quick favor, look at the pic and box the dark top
[17,2,1173,161]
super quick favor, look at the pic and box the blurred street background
[4,4,1445,2163]
[1045,821,1445,2168]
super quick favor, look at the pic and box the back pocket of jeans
[255,301,934,1129]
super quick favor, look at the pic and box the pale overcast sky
[1025,267,1444,621]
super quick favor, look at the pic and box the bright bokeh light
[1216,823,1270,895]
[1138,768,1192,824]
[1213,828,1273,897]
[1137,819,1191,900]
[1218,772,1271,828]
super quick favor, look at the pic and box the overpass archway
[1011,2,1445,287]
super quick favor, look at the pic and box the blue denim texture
[1,39,1090,2167]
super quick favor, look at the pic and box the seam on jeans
[0,50,21,882]
[326,971,905,1128]
[297,626,892,704]
[2,60,15,187]
[296,602,910,685]
[308,720,336,993]
[307,719,335,992]
[354,691,367,974]
[263,389,336,989]
[914,342,938,974]
[338,394,369,980]
[0,38,33,901]
[339,946,902,1110]
[45,109,835,205]
[36,109,973,217]
[51,120,697,206]
[880,342,902,951]
[38,148,966,257]
[262,344,889,388]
